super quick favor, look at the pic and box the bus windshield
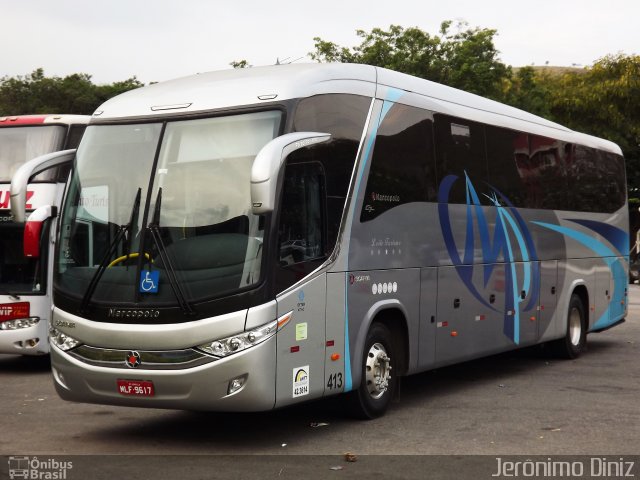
[0,222,45,295]
[0,126,66,181]
[56,111,282,307]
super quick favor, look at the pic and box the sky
[1,0,638,85]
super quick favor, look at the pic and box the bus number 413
[327,372,343,390]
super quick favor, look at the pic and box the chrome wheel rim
[365,342,391,400]
[569,307,582,346]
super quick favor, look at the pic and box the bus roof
[92,63,621,155]
[0,114,91,126]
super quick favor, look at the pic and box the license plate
[117,379,155,397]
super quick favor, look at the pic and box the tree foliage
[311,22,510,100]
[501,66,553,118]
[0,68,143,115]
[230,60,250,69]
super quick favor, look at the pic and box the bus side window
[434,114,488,204]
[601,151,626,213]
[278,161,327,267]
[486,126,528,207]
[65,125,87,150]
[29,162,72,183]
[360,103,436,222]
[528,135,568,210]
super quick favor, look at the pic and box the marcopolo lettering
[370,191,400,203]
[108,308,161,319]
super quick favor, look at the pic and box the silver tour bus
[19,64,627,418]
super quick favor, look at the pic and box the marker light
[49,327,82,351]
[227,374,248,395]
[197,319,277,358]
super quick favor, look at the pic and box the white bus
[18,65,628,417]
[1,114,89,355]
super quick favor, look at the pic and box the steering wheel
[107,252,152,268]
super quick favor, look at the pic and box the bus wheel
[349,323,397,419]
[553,293,587,359]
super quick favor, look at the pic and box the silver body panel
[52,336,276,412]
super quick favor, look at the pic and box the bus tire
[349,322,397,419]
[553,293,587,359]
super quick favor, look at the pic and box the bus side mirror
[24,205,57,258]
[251,132,331,214]
[10,149,75,223]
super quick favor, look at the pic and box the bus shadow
[82,396,352,453]
[0,354,50,374]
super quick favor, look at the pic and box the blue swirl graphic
[533,221,627,330]
[438,174,540,344]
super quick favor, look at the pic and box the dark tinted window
[360,103,436,222]
[0,223,48,294]
[29,162,72,183]
[293,94,370,251]
[65,125,86,149]
[525,135,568,210]
[434,114,488,204]
[486,126,529,207]
[563,146,626,213]
[601,151,627,211]
[278,162,326,266]
[565,144,602,211]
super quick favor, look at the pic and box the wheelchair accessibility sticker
[140,270,159,293]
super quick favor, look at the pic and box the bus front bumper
[50,335,277,412]
[0,319,49,355]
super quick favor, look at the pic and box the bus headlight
[197,319,278,358]
[49,327,82,351]
[0,317,39,330]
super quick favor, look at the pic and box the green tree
[0,68,143,115]
[230,60,250,69]
[501,66,553,118]
[310,21,510,100]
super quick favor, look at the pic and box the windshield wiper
[146,187,196,316]
[80,188,142,314]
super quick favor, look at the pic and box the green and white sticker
[295,322,308,341]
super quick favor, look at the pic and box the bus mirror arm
[24,205,57,258]
[250,132,331,214]
[10,149,76,223]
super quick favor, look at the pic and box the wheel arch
[556,280,590,339]
[350,299,409,390]
[572,284,590,329]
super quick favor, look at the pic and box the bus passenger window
[434,114,488,204]
[486,127,528,207]
[360,103,436,222]
[278,162,326,266]
[528,135,568,210]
